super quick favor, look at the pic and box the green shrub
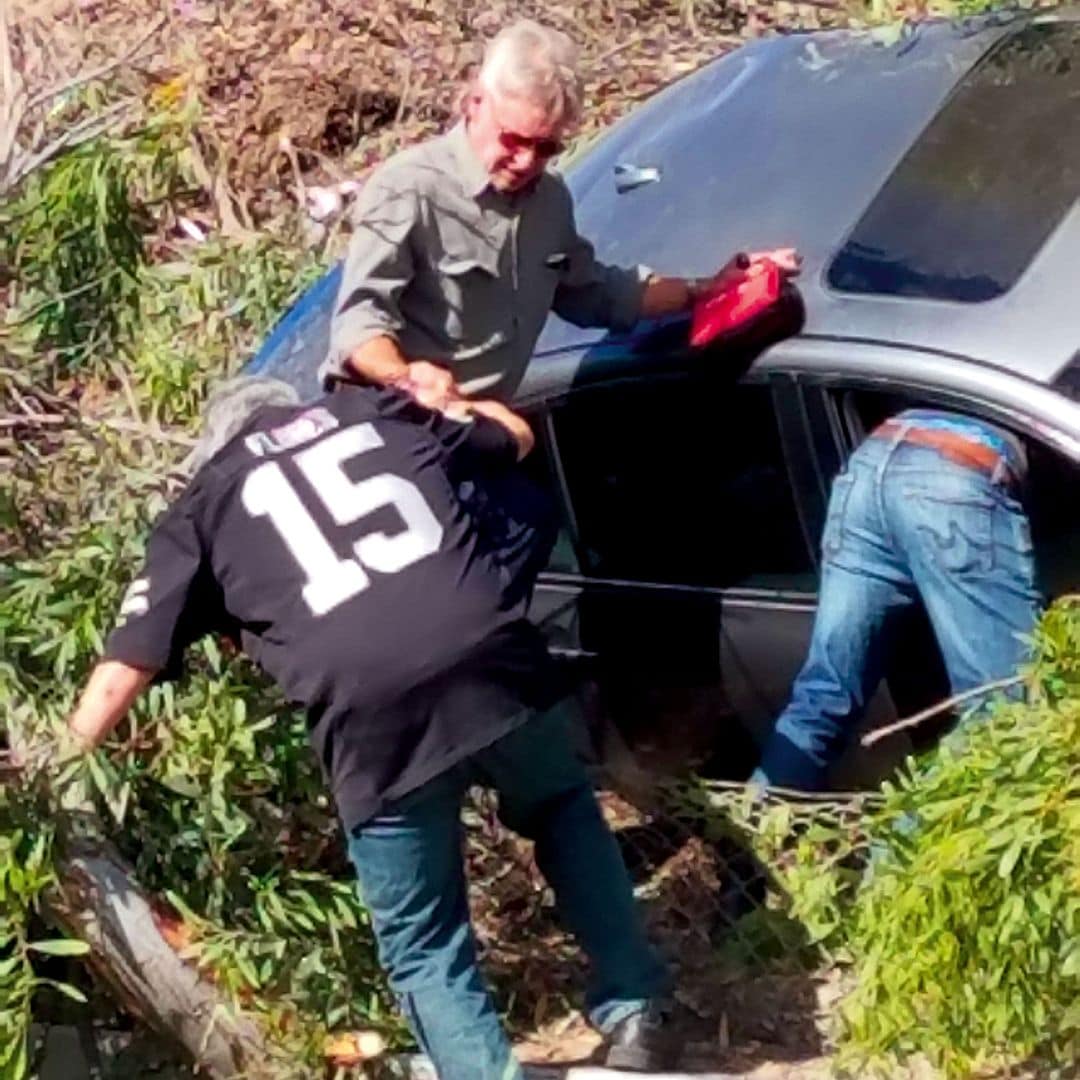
[1,103,193,370]
[0,821,90,1080]
[836,601,1080,1078]
[130,235,324,424]
[672,602,1080,1078]
[0,117,387,1076]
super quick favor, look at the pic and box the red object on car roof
[689,257,784,348]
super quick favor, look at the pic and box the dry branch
[0,8,164,195]
[8,99,135,191]
[25,16,165,114]
[861,675,1024,748]
[2,717,271,1076]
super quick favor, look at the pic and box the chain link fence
[461,752,883,1070]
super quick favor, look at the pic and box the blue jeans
[756,434,1040,790]
[347,702,667,1080]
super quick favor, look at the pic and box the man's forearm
[464,400,535,460]
[345,335,411,385]
[638,250,800,322]
[68,660,155,751]
[346,340,460,412]
[639,275,696,319]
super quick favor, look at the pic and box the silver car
[249,8,1080,785]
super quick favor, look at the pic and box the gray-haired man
[49,377,675,1078]
[321,19,799,407]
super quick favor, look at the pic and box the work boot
[603,1001,677,1071]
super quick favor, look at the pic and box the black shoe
[603,1002,677,1072]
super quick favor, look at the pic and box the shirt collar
[446,121,493,200]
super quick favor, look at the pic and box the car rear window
[827,20,1080,303]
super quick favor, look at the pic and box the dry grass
[5,0,850,228]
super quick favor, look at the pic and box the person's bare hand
[10,727,89,777]
[466,399,535,460]
[402,361,459,411]
[748,247,803,277]
[696,248,803,303]
[5,738,52,779]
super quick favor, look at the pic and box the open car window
[551,377,814,591]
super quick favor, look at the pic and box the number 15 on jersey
[242,423,444,616]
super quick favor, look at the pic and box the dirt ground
[515,972,841,1075]
[468,781,847,1078]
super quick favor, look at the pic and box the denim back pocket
[993,486,1034,559]
[821,469,857,560]
[903,473,996,574]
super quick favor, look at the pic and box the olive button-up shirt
[322,123,648,402]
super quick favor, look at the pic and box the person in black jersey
[48,376,673,1077]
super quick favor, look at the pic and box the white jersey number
[241,423,443,616]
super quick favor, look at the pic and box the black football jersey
[105,385,560,828]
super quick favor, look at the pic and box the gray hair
[479,20,583,128]
[188,375,299,472]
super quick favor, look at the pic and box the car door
[525,368,825,778]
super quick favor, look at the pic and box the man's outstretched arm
[387,370,535,461]
[58,498,217,759]
[67,659,156,751]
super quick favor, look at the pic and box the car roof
[523,8,1080,402]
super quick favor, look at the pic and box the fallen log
[45,835,274,1079]
[4,712,276,1077]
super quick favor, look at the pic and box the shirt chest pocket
[433,244,515,361]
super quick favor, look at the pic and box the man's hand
[5,721,97,827]
[6,661,156,824]
[345,337,463,411]
[397,361,460,411]
[5,715,87,780]
[433,395,535,461]
[704,249,803,294]
[747,247,802,277]
[68,660,155,751]
[639,248,802,320]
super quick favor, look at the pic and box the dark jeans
[347,701,667,1080]
[756,433,1040,790]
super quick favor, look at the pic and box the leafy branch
[0,9,165,196]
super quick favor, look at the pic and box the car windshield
[827,19,1080,303]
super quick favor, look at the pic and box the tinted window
[828,22,1080,302]
[552,378,813,589]
[1026,440,1080,600]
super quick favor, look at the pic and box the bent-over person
[52,376,676,1078]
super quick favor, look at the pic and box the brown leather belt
[873,420,1011,480]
